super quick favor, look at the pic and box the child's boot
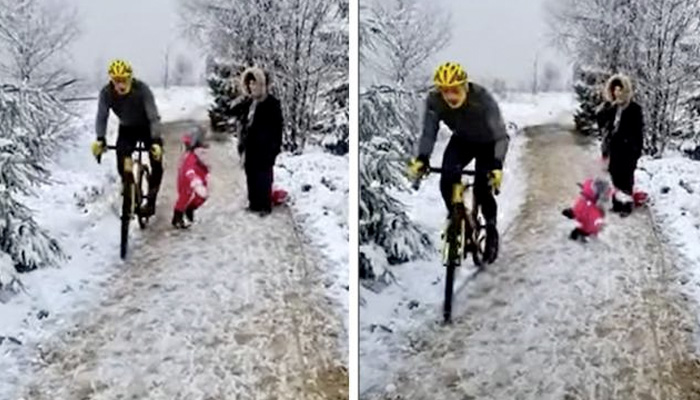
[172,210,189,229]
[569,227,588,241]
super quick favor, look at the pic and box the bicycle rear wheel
[136,165,151,229]
[468,194,488,267]
[471,215,487,267]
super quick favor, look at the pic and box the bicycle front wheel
[443,263,456,323]
[120,182,133,259]
[442,206,465,323]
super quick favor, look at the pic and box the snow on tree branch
[548,0,700,155]
[180,0,347,152]
[0,0,79,89]
[359,1,451,278]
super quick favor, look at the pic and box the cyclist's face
[440,85,467,108]
[112,77,132,95]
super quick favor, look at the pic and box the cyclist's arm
[483,90,509,169]
[494,135,510,170]
[142,83,162,141]
[95,86,110,140]
[417,94,440,160]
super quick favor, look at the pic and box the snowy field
[275,150,350,332]
[0,87,211,398]
[359,92,579,393]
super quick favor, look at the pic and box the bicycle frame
[98,142,151,259]
[413,166,487,323]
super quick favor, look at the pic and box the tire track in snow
[16,121,348,400]
[363,125,700,400]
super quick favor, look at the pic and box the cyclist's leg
[475,142,499,262]
[474,147,497,226]
[440,138,475,214]
[143,128,163,208]
[116,126,137,182]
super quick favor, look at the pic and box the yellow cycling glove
[150,143,163,161]
[408,157,428,180]
[91,140,105,157]
[488,169,503,192]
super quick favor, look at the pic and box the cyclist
[408,62,509,264]
[91,59,164,217]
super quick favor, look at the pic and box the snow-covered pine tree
[359,85,431,279]
[573,65,607,137]
[0,85,67,273]
[0,0,77,276]
[205,60,241,133]
[314,82,349,155]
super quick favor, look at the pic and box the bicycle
[413,167,489,323]
[96,142,152,259]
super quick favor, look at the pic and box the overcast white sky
[67,0,569,89]
[430,0,571,87]
[68,0,204,87]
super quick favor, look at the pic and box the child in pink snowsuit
[172,127,210,229]
[562,177,611,241]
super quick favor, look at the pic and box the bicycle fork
[442,183,468,266]
[123,158,137,218]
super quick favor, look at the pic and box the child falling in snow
[562,176,612,241]
[172,126,210,229]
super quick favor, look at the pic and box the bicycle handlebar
[426,167,476,175]
[412,167,499,196]
[97,144,150,164]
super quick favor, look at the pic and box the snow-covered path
[14,121,348,400]
[363,125,700,400]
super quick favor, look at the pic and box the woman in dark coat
[232,66,284,216]
[595,73,644,217]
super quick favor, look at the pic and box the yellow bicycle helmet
[433,62,468,88]
[108,59,133,80]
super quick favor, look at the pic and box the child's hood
[580,177,611,202]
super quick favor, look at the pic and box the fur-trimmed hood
[239,66,269,98]
[604,73,634,106]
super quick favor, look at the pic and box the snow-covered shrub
[0,252,21,296]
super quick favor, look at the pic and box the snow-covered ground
[275,150,349,332]
[359,92,578,393]
[636,156,700,327]
[0,87,211,399]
